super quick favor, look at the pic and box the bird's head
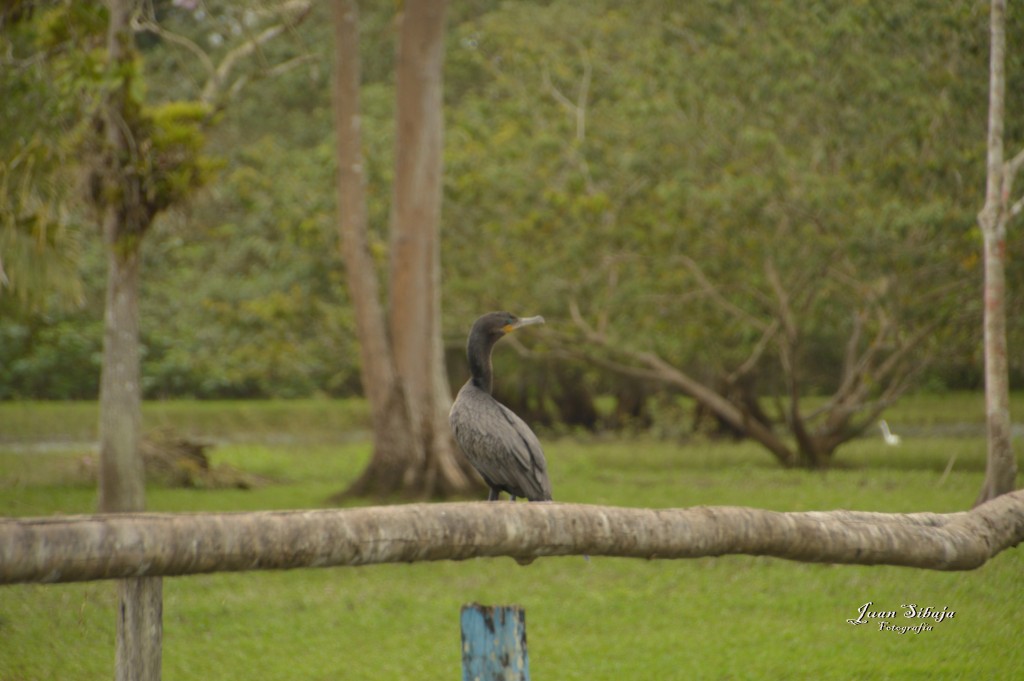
[472,311,545,340]
[465,312,545,392]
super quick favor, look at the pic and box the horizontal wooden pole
[2,493,1024,584]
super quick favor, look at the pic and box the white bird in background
[878,420,901,446]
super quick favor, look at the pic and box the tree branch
[541,47,590,142]
[1005,146,1024,218]
[565,305,796,465]
[3,492,1024,584]
[1004,146,1024,178]
[132,17,215,77]
[678,253,768,330]
[133,1,313,111]
[726,318,779,385]
[202,3,312,108]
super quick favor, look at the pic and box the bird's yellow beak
[505,315,545,334]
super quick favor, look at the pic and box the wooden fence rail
[3,493,1024,584]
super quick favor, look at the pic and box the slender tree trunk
[98,224,144,513]
[95,241,145,511]
[331,0,478,498]
[389,0,442,438]
[976,0,1017,506]
[98,1,162,678]
[390,0,476,495]
[330,0,420,497]
[99,203,163,681]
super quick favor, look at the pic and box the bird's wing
[494,401,549,473]
[450,388,552,500]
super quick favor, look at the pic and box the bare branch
[809,314,934,431]
[131,17,215,76]
[677,253,768,330]
[551,345,667,384]
[764,257,804,438]
[542,49,590,143]
[132,1,313,111]
[849,321,936,407]
[564,317,796,465]
[1004,147,1024,217]
[201,1,314,108]
[841,311,866,383]
[542,64,576,112]
[764,258,796,341]
[726,319,780,384]
[1005,146,1024,178]
[1009,195,1024,218]
[819,309,891,419]
[568,298,600,340]
[263,53,318,79]
[576,49,591,141]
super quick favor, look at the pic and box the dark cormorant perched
[450,311,553,502]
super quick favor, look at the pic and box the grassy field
[0,395,1021,680]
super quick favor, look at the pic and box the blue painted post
[460,604,530,681]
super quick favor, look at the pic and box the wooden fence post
[116,577,163,681]
[460,604,530,681]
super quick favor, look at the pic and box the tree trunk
[330,0,419,497]
[98,1,162,678]
[976,0,1018,506]
[978,228,1016,504]
[98,224,144,514]
[389,0,477,496]
[331,0,479,499]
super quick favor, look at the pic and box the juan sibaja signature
[847,601,956,634]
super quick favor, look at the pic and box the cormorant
[450,311,553,502]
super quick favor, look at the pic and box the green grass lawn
[1,395,1021,680]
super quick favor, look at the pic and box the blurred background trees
[440,1,995,467]
[3,0,1023,466]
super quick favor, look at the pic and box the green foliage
[32,1,107,49]
[139,100,216,215]
[0,317,102,400]
[0,3,94,311]
[136,130,358,398]
[0,175,86,312]
[5,0,1024,401]
[442,1,993,395]
[74,58,214,240]
[128,1,355,398]
[2,0,213,299]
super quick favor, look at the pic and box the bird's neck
[467,333,496,394]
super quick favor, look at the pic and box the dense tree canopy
[445,1,990,371]
[3,0,1024,411]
